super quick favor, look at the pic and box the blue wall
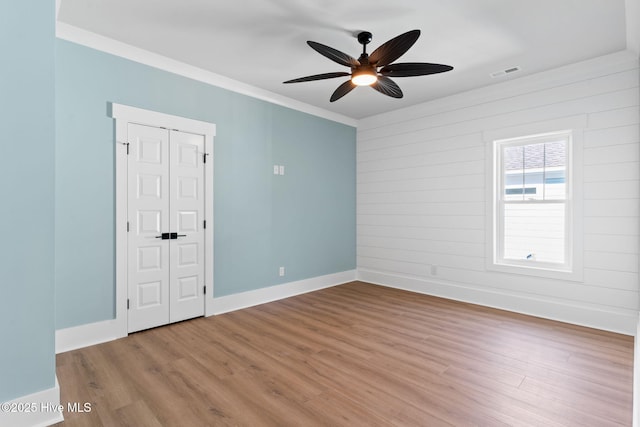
[0,2,56,401]
[55,40,356,329]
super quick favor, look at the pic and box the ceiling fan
[283,30,453,102]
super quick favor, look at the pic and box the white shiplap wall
[357,51,640,334]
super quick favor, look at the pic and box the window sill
[487,260,583,282]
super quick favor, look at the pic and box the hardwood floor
[55,281,633,426]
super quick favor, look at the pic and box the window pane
[543,140,566,200]
[523,143,544,200]
[503,140,566,202]
[503,203,565,264]
[503,145,524,201]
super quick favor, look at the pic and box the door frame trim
[112,103,216,335]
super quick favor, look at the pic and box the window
[493,130,573,273]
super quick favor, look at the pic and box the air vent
[490,66,521,78]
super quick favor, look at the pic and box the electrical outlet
[273,165,280,175]
[279,266,285,276]
[430,265,438,275]
[279,165,285,175]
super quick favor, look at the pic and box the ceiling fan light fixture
[351,69,378,86]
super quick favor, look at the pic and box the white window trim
[484,117,584,282]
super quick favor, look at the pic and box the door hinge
[127,221,130,232]
[203,220,206,229]
[119,141,130,155]
[203,153,207,164]
[203,286,206,295]
[127,299,130,310]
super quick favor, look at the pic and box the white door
[169,130,205,323]
[127,123,205,333]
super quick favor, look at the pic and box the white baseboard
[0,376,63,427]
[56,318,126,354]
[56,270,357,353]
[357,269,636,336]
[208,270,357,315]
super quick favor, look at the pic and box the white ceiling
[57,0,630,120]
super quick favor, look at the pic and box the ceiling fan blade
[330,80,356,102]
[371,76,403,99]
[283,72,351,84]
[369,30,420,67]
[307,41,360,68]
[380,62,453,77]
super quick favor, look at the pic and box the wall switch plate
[273,165,280,175]
[279,266,285,276]
[279,165,285,175]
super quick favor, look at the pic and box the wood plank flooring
[55,281,634,426]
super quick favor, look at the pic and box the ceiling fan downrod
[357,31,373,56]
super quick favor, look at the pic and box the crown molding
[55,22,358,128]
